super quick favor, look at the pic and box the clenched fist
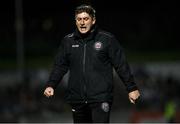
[44,87,54,97]
[128,90,140,104]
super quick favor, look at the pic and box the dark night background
[1,0,179,60]
[0,0,179,123]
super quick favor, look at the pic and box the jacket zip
[83,43,87,74]
[83,43,87,103]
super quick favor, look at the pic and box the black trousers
[70,102,112,123]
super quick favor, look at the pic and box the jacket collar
[74,25,98,41]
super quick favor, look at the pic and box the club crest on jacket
[94,41,102,50]
[101,102,109,112]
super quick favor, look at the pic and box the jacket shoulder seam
[98,31,114,38]
[64,33,74,39]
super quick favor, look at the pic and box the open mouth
[80,27,86,31]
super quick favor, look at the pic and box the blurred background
[0,0,179,123]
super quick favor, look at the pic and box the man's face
[75,12,96,34]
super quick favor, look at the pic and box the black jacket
[46,26,138,103]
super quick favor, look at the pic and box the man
[44,4,140,123]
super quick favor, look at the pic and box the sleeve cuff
[127,85,138,93]
[45,81,58,89]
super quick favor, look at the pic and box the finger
[44,91,50,97]
[130,98,135,104]
[44,91,49,97]
[49,91,53,96]
[48,90,51,94]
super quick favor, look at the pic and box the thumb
[129,97,135,104]
[48,89,54,95]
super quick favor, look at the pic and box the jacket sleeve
[45,38,69,89]
[109,36,138,93]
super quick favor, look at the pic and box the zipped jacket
[46,26,138,103]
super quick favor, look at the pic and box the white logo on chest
[72,44,79,47]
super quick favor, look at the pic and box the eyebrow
[78,17,89,19]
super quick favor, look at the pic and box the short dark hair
[75,4,96,19]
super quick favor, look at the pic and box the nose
[80,20,85,25]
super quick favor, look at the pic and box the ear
[92,17,96,25]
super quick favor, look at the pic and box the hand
[44,87,54,98]
[128,90,140,104]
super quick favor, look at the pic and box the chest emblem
[101,102,109,112]
[72,44,79,48]
[94,41,102,50]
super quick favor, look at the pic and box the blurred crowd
[0,64,180,122]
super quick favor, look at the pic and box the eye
[76,18,81,22]
[84,17,89,21]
